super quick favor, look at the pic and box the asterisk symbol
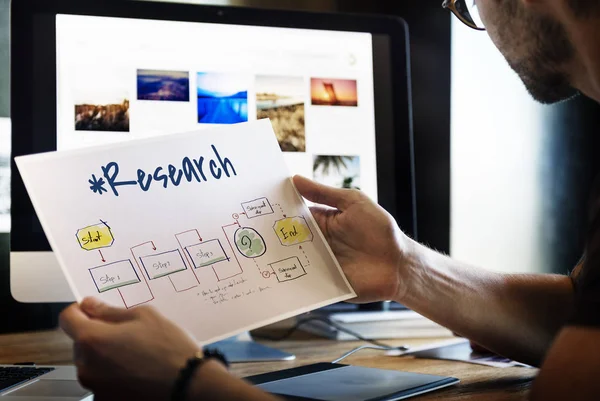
[88,174,107,195]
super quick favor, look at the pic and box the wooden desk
[0,329,536,400]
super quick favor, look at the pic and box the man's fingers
[308,206,337,241]
[80,297,136,323]
[293,175,359,211]
[59,303,95,340]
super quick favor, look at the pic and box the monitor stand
[206,331,295,363]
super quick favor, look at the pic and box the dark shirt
[570,178,600,326]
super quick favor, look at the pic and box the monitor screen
[55,14,378,201]
[11,1,414,257]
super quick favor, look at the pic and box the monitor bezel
[10,0,416,254]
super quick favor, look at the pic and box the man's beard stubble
[503,6,579,104]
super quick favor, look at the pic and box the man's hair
[568,0,600,17]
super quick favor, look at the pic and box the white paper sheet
[15,120,355,344]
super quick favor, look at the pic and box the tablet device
[245,362,459,401]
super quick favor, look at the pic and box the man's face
[476,0,578,104]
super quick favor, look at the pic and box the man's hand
[293,175,413,303]
[60,298,206,401]
[293,176,577,368]
[61,298,279,401]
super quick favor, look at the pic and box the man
[59,0,600,399]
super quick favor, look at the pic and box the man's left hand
[59,298,206,401]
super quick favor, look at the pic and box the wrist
[394,235,426,304]
[173,350,228,401]
[184,359,227,401]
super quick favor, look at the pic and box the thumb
[293,175,359,211]
[60,303,102,340]
[80,297,136,323]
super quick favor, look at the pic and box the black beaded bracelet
[171,348,229,401]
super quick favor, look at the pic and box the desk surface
[0,329,536,400]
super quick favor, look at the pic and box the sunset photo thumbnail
[310,78,358,107]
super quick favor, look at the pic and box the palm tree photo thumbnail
[313,155,361,189]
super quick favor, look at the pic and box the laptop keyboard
[0,366,55,392]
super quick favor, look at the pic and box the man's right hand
[294,176,578,369]
[293,175,414,304]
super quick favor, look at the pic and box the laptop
[0,366,92,400]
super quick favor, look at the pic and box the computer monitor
[10,0,415,303]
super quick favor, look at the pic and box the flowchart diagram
[77,197,315,308]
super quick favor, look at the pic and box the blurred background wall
[450,17,600,274]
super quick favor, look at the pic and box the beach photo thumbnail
[310,78,358,107]
[137,69,190,101]
[75,100,130,132]
[73,68,130,132]
[197,72,248,124]
[256,75,305,152]
[313,155,360,190]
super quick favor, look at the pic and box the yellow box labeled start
[76,221,114,250]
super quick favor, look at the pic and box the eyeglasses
[442,0,485,31]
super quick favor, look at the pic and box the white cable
[331,345,407,364]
